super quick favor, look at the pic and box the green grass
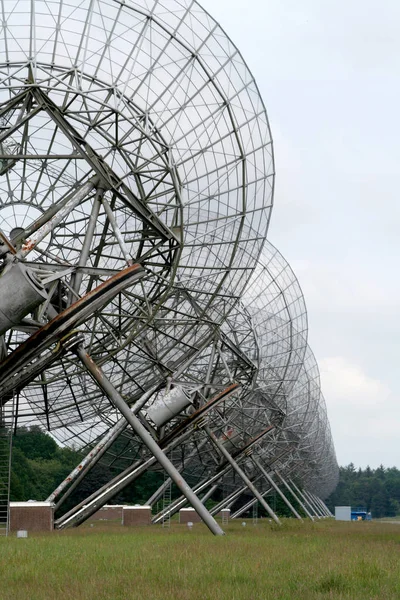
[0,519,399,600]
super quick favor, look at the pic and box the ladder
[161,446,174,529]
[221,482,229,526]
[0,399,14,536]
[161,478,172,529]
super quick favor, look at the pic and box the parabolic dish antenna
[0,0,274,425]
[0,0,283,535]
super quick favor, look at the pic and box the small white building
[335,506,351,521]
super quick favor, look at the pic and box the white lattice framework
[0,0,338,529]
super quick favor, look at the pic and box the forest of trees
[8,426,164,516]
[325,464,400,518]
[7,427,400,519]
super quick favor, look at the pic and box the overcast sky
[201,0,400,469]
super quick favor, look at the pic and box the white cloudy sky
[201,0,400,468]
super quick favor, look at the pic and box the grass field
[0,519,399,600]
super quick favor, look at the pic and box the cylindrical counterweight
[0,263,48,335]
[146,386,192,427]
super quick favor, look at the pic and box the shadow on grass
[317,572,351,594]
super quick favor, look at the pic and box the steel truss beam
[47,385,160,507]
[151,424,276,523]
[0,0,340,528]
[312,493,333,517]
[74,346,224,536]
[250,457,302,521]
[210,484,252,516]
[204,426,280,525]
[0,265,145,402]
[30,87,179,245]
[303,489,326,518]
[289,479,321,520]
[230,486,272,520]
[55,383,240,527]
[274,472,314,521]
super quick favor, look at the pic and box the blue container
[350,507,372,521]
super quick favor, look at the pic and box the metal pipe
[57,455,155,528]
[224,487,248,510]
[219,470,273,515]
[59,386,235,526]
[102,196,132,265]
[251,457,303,521]
[76,347,224,536]
[146,438,209,506]
[155,467,264,523]
[274,471,314,521]
[152,463,233,524]
[53,383,162,508]
[18,179,96,259]
[210,485,247,516]
[0,154,83,159]
[309,491,331,517]
[147,478,173,507]
[289,479,320,519]
[151,423,274,522]
[315,494,333,517]
[307,492,330,517]
[303,489,325,517]
[56,410,204,528]
[56,455,143,526]
[48,417,127,504]
[231,486,273,520]
[151,426,274,523]
[201,484,219,505]
[68,188,103,301]
[204,426,281,525]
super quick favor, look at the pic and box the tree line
[8,426,163,516]
[325,463,400,518]
[7,427,400,519]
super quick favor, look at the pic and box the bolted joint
[194,416,209,430]
[53,330,86,355]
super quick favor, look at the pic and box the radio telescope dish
[0,0,274,423]
[0,0,279,535]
